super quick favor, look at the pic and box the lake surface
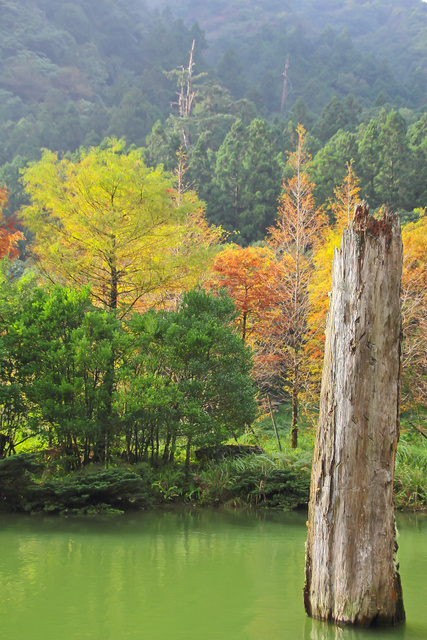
[0,509,425,640]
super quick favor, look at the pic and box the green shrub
[197,453,311,509]
[0,454,41,512]
[24,467,153,515]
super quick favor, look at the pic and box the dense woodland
[0,0,426,514]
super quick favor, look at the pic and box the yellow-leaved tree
[306,162,360,396]
[20,139,218,314]
[401,209,427,429]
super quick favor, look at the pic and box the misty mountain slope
[0,0,207,164]
[145,0,427,114]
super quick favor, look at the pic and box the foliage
[123,288,257,465]
[211,118,283,243]
[0,453,40,512]
[394,437,427,511]
[0,280,122,464]
[196,452,311,510]
[266,125,325,447]
[310,129,360,211]
[0,268,41,453]
[401,210,427,414]
[150,0,426,115]
[0,0,426,517]
[207,245,279,343]
[0,1,426,245]
[2,413,426,514]
[0,275,257,468]
[0,0,205,165]
[25,467,154,515]
[0,187,23,258]
[21,140,215,313]
[150,465,198,503]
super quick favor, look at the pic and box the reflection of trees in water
[0,511,425,639]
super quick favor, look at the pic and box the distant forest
[0,0,426,244]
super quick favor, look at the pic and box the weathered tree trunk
[304,204,405,627]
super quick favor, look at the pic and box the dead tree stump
[304,204,405,626]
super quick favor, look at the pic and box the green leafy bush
[0,453,40,512]
[24,467,153,515]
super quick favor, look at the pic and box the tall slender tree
[376,111,412,210]
[267,125,324,448]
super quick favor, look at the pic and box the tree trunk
[163,429,172,462]
[291,363,299,449]
[169,431,177,462]
[267,393,282,451]
[304,204,405,627]
[185,436,192,469]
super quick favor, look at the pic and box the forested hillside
[0,0,426,513]
[0,0,426,240]
[146,0,427,112]
[0,0,205,161]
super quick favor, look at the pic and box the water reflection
[0,509,425,640]
[304,617,407,640]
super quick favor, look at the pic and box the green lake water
[0,509,425,640]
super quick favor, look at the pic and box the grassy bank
[1,441,425,516]
[1,408,426,516]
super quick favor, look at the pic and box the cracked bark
[304,203,405,627]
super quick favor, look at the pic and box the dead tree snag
[304,203,405,627]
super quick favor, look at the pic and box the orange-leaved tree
[266,124,325,448]
[0,187,23,260]
[206,244,289,451]
[208,245,279,344]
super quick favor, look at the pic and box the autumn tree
[267,125,325,448]
[0,187,23,259]
[208,246,279,343]
[401,210,427,425]
[207,245,290,411]
[20,139,215,315]
[306,163,361,397]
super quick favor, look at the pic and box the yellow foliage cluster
[20,139,220,315]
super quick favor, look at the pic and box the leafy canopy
[20,139,214,313]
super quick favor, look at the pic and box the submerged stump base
[304,204,405,627]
